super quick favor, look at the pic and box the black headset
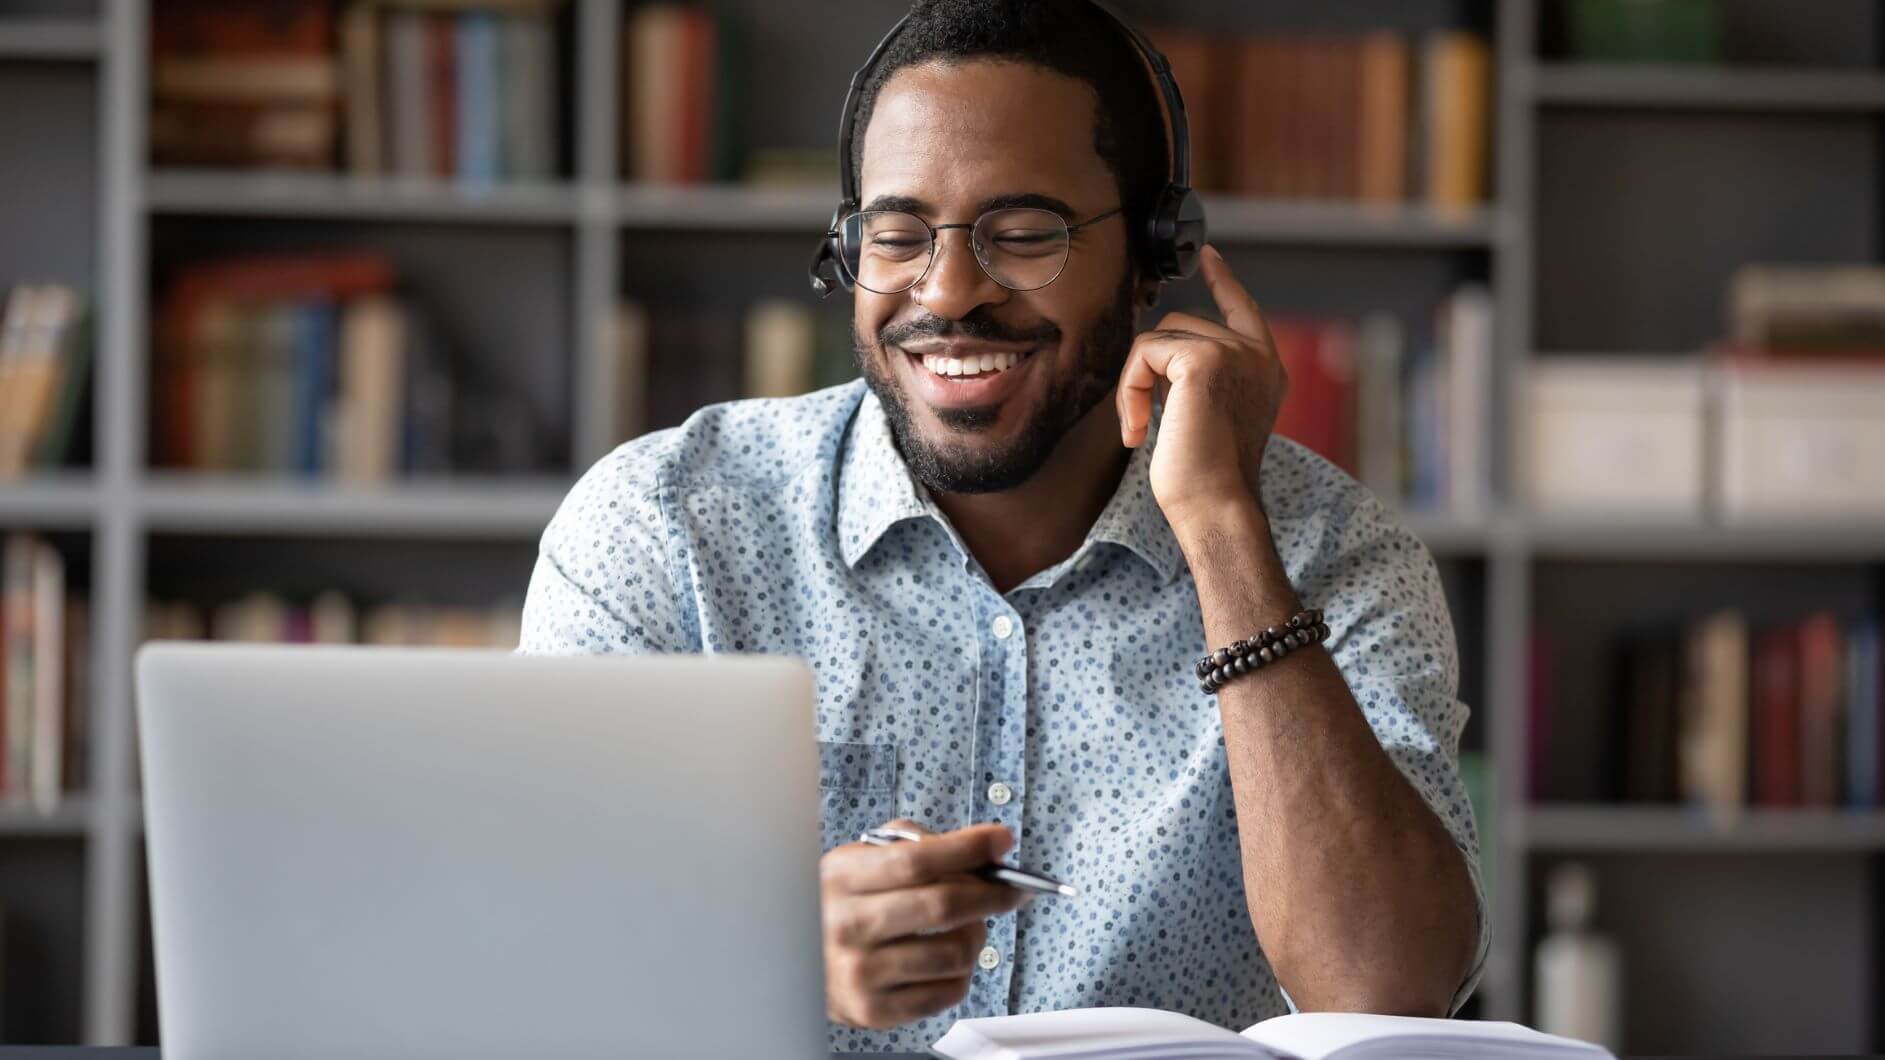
[807,0,1207,298]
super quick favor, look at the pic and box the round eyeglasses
[834,206,1124,294]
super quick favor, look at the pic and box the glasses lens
[841,211,933,294]
[972,208,1071,291]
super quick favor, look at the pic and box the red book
[1751,623,1801,806]
[152,0,333,58]
[1269,317,1358,474]
[426,14,458,180]
[1798,612,1845,807]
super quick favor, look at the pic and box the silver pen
[857,826,1080,898]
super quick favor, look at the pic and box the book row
[146,592,523,650]
[153,251,550,477]
[1535,612,1883,813]
[0,535,87,812]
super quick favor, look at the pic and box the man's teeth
[921,351,1024,377]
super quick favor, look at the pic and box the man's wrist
[1168,493,1271,560]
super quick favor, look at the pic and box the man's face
[852,59,1138,495]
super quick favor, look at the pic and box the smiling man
[520,0,1485,1052]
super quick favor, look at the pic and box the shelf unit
[0,0,1881,1050]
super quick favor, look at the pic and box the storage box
[1717,362,1885,520]
[1524,356,1707,515]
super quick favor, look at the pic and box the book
[1728,264,1885,357]
[1750,621,1801,806]
[743,300,817,399]
[1422,32,1491,213]
[1678,611,1749,821]
[1849,619,1881,808]
[1356,32,1410,205]
[1269,317,1358,475]
[932,1008,1613,1060]
[387,9,433,177]
[1796,612,1845,807]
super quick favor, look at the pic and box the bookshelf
[0,0,1879,1051]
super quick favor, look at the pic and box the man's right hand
[819,819,1033,1030]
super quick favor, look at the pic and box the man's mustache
[878,310,1061,348]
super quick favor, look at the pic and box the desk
[0,1041,934,1048]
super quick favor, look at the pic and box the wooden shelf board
[0,476,102,528]
[138,476,568,538]
[0,18,100,60]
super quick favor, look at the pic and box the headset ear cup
[1147,185,1206,281]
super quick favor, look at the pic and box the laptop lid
[137,643,827,1060]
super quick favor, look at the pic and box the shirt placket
[964,590,1028,1017]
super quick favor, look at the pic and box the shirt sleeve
[1289,487,1491,1017]
[518,446,699,656]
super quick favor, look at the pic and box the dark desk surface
[0,1053,935,1059]
[0,1041,938,1048]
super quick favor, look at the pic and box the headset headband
[812,0,1205,295]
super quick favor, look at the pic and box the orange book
[1357,32,1409,204]
[1424,32,1491,212]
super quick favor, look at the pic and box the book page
[935,1007,1285,1060]
[1240,1012,1612,1060]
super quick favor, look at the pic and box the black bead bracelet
[1195,608,1329,694]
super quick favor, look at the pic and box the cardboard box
[1524,356,1707,515]
[1718,362,1885,520]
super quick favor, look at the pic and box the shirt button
[991,615,1014,639]
[977,945,1002,971]
[986,781,1013,806]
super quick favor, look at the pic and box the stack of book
[1538,613,1882,815]
[620,4,739,184]
[146,592,522,649]
[1,534,87,813]
[606,299,854,442]
[1727,265,1885,360]
[0,285,90,479]
[153,251,546,479]
[151,0,342,169]
[1146,26,1492,210]
[151,0,563,180]
[1269,286,1492,515]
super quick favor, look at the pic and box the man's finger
[1199,245,1268,342]
[832,822,1014,894]
[846,878,1031,943]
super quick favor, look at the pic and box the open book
[931,1008,1616,1060]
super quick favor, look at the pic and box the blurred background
[0,0,1881,1052]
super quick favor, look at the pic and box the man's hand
[1117,244,1286,530]
[820,819,1031,1030]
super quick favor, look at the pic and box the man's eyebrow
[860,194,928,214]
[856,192,1085,219]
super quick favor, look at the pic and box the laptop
[137,643,829,1060]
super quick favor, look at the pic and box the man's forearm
[1176,498,1478,1017]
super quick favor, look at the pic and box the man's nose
[911,230,1010,321]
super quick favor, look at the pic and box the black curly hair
[847,0,1170,269]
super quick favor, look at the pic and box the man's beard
[854,275,1138,495]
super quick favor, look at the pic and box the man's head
[846,0,1169,495]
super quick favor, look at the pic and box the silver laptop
[137,643,829,1060]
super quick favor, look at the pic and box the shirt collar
[836,385,1185,585]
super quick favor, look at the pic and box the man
[521,0,1485,1051]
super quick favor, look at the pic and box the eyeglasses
[832,206,1124,295]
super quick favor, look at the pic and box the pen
[857,826,1080,898]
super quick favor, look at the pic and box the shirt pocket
[816,740,899,854]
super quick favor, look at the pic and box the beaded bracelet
[1194,608,1329,694]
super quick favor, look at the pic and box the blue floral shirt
[519,379,1487,1052]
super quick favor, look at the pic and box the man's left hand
[1116,244,1286,531]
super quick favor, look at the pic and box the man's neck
[929,399,1131,595]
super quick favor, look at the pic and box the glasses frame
[831,205,1125,295]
